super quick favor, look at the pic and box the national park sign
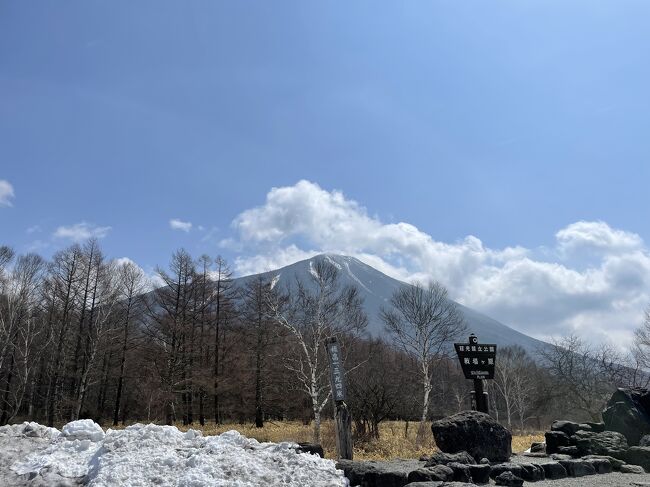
[454,334,497,414]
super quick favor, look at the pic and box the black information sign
[454,334,497,380]
[326,338,347,402]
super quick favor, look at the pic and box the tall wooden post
[473,378,489,414]
[326,337,353,460]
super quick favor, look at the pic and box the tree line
[0,241,647,444]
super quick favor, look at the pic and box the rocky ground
[510,454,650,486]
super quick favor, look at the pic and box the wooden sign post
[454,334,497,414]
[325,337,353,460]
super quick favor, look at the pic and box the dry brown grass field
[107,420,543,460]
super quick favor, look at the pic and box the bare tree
[240,276,278,428]
[540,335,622,421]
[381,281,466,444]
[269,259,367,444]
[211,256,235,424]
[46,245,83,426]
[347,339,400,441]
[493,345,535,430]
[72,259,121,420]
[0,254,48,424]
[112,261,147,425]
[146,249,197,425]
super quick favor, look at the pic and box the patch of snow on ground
[7,421,348,487]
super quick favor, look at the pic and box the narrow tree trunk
[416,372,431,445]
[313,409,321,444]
[254,347,263,428]
[0,352,15,425]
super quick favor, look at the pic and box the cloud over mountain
[228,180,650,347]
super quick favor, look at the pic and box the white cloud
[53,222,111,242]
[556,220,643,255]
[229,180,650,347]
[233,245,320,276]
[0,180,15,207]
[169,218,192,232]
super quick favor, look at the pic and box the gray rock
[408,466,454,483]
[447,462,472,483]
[574,429,628,456]
[489,463,525,480]
[494,471,524,487]
[403,483,444,487]
[467,464,491,484]
[586,422,606,433]
[522,452,548,458]
[424,451,475,467]
[641,434,650,447]
[296,442,324,457]
[479,458,490,465]
[602,387,650,445]
[551,420,581,436]
[431,411,512,462]
[623,446,650,472]
[557,459,597,477]
[556,445,580,457]
[621,464,646,474]
[582,454,626,471]
[337,459,421,487]
[545,431,572,454]
[541,462,567,480]
[550,453,573,461]
[518,463,545,481]
[530,441,546,453]
[583,457,612,474]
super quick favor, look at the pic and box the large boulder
[494,471,523,486]
[489,463,543,482]
[408,466,454,482]
[551,420,581,436]
[557,459,597,477]
[468,464,491,484]
[602,387,650,445]
[622,446,650,472]
[544,431,572,454]
[337,459,421,487]
[541,462,567,480]
[574,430,628,457]
[431,411,512,462]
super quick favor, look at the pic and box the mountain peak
[236,254,549,355]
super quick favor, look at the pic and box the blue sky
[2,1,650,345]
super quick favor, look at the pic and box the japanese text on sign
[326,339,347,402]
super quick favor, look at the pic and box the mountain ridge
[235,253,550,355]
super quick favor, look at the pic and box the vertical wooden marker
[325,337,353,460]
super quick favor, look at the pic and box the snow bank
[9,421,348,487]
[0,421,60,440]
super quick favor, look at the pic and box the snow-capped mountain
[235,254,549,355]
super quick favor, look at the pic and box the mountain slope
[235,254,549,355]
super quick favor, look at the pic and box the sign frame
[454,334,497,380]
